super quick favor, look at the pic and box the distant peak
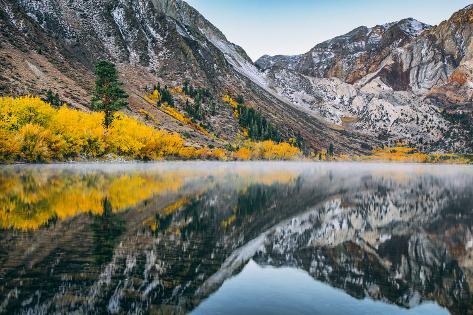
[397,18,431,36]
[449,3,473,24]
[375,18,431,37]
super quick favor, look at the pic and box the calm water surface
[0,162,472,314]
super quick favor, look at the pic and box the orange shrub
[234,141,302,160]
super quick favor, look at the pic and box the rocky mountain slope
[0,0,376,155]
[256,18,432,84]
[257,5,473,153]
[0,0,471,154]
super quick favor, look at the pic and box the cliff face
[256,19,431,84]
[407,5,473,105]
[256,5,473,99]
[256,5,473,153]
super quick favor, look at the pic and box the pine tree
[91,60,128,128]
[43,89,61,107]
[160,86,174,106]
[328,143,334,157]
[183,79,190,95]
[236,95,244,105]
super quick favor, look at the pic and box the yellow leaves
[53,106,106,157]
[144,89,161,106]
[151,89,161,102]
[161,197,189,216]
[222,214,236,229]
[0,97,190,162]
[0,97,101,161]
[142,131,185,159]
[223,95,240,119]
[223,95,238,109]
[169,86,184,95]
[107,113,185,160]
[0,96,308,163]
[161,104,210,136]
[162,104,189,124]
[178,147,198,160]
[0,96,55,131]
[258,141,302,160]
[17,124,63,162]
[233,147,251,160]
[363,146,470,164]
[139,109,160,125]
[368,146,429,163]
[107,113,153,156]
[0,129,20,161]
[177,147,227,160]
[196,147,227,160]
[0,170,185,231]
[233,141,302,160]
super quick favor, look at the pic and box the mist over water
[0,162,472,314]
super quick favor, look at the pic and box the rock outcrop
[256,5,473,152]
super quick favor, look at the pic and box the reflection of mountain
[0,164,473,314]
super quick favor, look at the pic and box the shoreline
[1,158,472,166]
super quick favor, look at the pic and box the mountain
[256,6,473,153]
[256,18,432,84]
[0,0,376,155]
[0,0,472,154]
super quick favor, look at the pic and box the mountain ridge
[0,0,472,155]
[255,4,473,153]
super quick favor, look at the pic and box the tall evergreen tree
[160,85,174,106]
[328,143,335,157]
[43,89,61,107]
[91,60,128,128]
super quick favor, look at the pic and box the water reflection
[193,261,449,315]
[0,162,472,314]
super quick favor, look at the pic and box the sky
[186,0,472,61]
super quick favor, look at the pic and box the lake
[0,162,472,314]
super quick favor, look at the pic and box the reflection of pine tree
[91,197,125,265]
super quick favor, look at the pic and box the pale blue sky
[186,0,472,61]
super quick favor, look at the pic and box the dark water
[0,162,472,315]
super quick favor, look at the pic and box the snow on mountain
[254,8,473,153]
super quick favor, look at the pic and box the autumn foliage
[0,97,187,162]
[0,169,185,231]
[0,96,305,162]
[233,141,302,160]
[361,146,469,164]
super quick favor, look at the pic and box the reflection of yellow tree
[0,170,184,231]
[1,166,302,232]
